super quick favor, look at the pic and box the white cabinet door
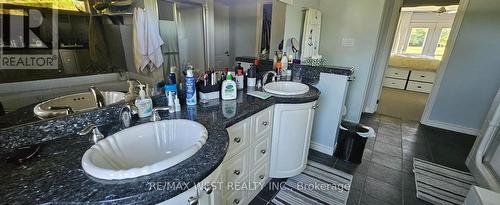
[270,101,317,178]
[157,186,198,205]
[197,166,223,205]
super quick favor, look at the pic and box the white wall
[426,0,500,131]
[318,0,386,123]
[282,0,320,55]
[229,0,260,61]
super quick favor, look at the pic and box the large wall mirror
[0,0,274,130]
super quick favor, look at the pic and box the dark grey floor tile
[249,196,268,205]
[257,178,287,201]
[360,193,393,205]
[362,148,373,161]
[365,138,375,150]
[402,159,415,174]
[379,115,402,124]
[351,173,367,191]
[347,189,362,205]
[403,147,432,162]
[367,162,403,188]
[403,188,432,205]
[372,151,403,170]
[308,149,336,167]
[402,133,427,144]
[376,133,402,147]
[363,177,402,204]
[374,141,402,158]
[334,159,371,175]
[403,171,417,191]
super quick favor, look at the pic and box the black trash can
[334,121,375,164]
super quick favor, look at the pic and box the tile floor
[249,113,476,205]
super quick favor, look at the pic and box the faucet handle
[150,107,171,122]
[78,123,105,143]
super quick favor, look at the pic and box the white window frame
[399,22,452,57]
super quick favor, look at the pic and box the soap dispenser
[135,84,153,118]
[221,73,237,100]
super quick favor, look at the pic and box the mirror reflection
[0,0,279,129]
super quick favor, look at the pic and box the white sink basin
[82,119,208,180]
[34,91,125,118]
[263,81,310,96]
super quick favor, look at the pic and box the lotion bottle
[221,73,237,100]
[135,84,153,118]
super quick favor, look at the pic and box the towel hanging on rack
[133,7,164,72]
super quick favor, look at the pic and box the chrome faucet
[262,71,277,85]
[150,107,171,122]
[78,123,105,143]
[48,106,74,115]
[89,86,105,108]
[119,104,138,129]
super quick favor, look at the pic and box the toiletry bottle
[135,84,153,118]
[247,64,257,87]
[174,95,181,112]
[281,52,288,70]
[185,69,197,105]
[235,69,244,90]
[221,73,237,100]
[168,66,177,85]
[125,80,137,103]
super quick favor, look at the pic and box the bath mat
[413,158,476,205]
[269,161,353,205]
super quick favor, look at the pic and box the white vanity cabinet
[270,101,317,178]
[222,105,274,205]
[159,106,274,205]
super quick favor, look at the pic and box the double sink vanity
[0,61,353,204]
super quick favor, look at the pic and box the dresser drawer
[247,159,270,200]
[385,68,410,79]
[225,118,251,160]
[222,147,249,185]
[251,106,273,143]
[250,135,271,167]
[407,81,433,93]
[409,70,436,83]
[224,188,248,205]
[383,78,406,89]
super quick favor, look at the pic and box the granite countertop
[0,86,320,204]
[235,56,354,76]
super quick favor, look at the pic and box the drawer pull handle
[395,72,398,74]
[420,75,425,78]
[203,185,213,194]
[234,137,241,143]
[260,149,266,154]
[259,175,265,179]
[234,170,241,175]
[417,86,422,88]
[188,196,198,205]
[262,121,268,126]
[233,199,240,204]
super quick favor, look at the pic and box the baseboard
[421,119,479,136]
[310,142,334,156]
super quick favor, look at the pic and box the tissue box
[199,83,220,102]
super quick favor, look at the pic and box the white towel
[133,8,164,72]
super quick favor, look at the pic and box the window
[434,28,451,59]
[405,28,430,55]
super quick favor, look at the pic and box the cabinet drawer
[385,68,410,79]
[224,189,247,205]
[383,78,406,89]
[409,70,436,83]
[222,147,249,185]
[247,159,270,201]
[407,81,433,93]
[252,106,273,143]
[225,118,251,160]
[251,135,271,167]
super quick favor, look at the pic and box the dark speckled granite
[235,56,354,79]
[0,87,320,204]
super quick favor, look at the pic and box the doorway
[368,0,464,122]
